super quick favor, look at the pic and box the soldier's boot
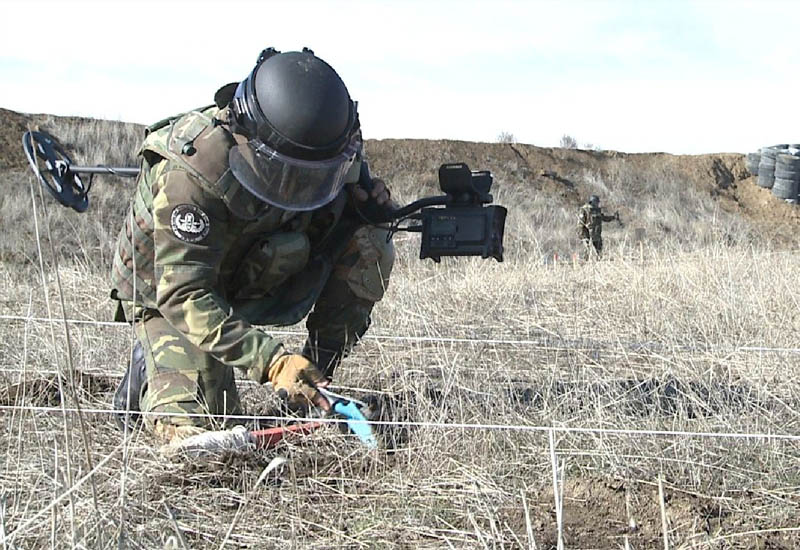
[593,239,603,258]
[113,340,147,431]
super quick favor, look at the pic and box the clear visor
[229,135,361,211]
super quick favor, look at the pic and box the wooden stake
[549,430,564,550]
[658,476,669,550]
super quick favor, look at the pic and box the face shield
[229,133,361,211]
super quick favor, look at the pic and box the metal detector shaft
[68,166,140,177]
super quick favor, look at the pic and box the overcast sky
[2,0,798,154]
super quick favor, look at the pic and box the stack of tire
[746,151,761,176]
[757,146,780,189]
[773,150,800,203]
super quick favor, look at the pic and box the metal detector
[21,129,507,262]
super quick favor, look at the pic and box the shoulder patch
[170,204,211,243]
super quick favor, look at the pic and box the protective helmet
[229,47,361,211]
[588,195,600,207]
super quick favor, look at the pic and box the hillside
[2,106,798,253]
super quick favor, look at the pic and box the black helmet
[229,47,362,211]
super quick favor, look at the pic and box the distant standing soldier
[578,195,619,258]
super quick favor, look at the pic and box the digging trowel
[318,387,378,449]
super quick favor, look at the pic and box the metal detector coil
[22,130,140,213]
[23,131,90,212]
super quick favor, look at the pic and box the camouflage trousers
[135,310,244,434]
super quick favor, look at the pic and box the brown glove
[268,353,330,411]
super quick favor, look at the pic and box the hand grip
[354,161,395,224]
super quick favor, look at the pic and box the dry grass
[0,119,799,548]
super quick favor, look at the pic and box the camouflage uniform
[578,202,616,258]
[111,105,394,433]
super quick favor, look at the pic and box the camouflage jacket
[578,204,615,240]
[110,106,368,383]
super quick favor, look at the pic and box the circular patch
[170,204,210,243]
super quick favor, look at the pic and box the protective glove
[268,353,331,412]
[352,176,394,207]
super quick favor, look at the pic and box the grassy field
[0,117,799,548]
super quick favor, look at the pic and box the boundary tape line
[2,403,799,442]
[1,314,799,353]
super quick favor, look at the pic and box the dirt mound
[527,476,798,548]
[0,108,36,170]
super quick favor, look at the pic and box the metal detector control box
[420,204,507,262]
[419,164,507,262]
